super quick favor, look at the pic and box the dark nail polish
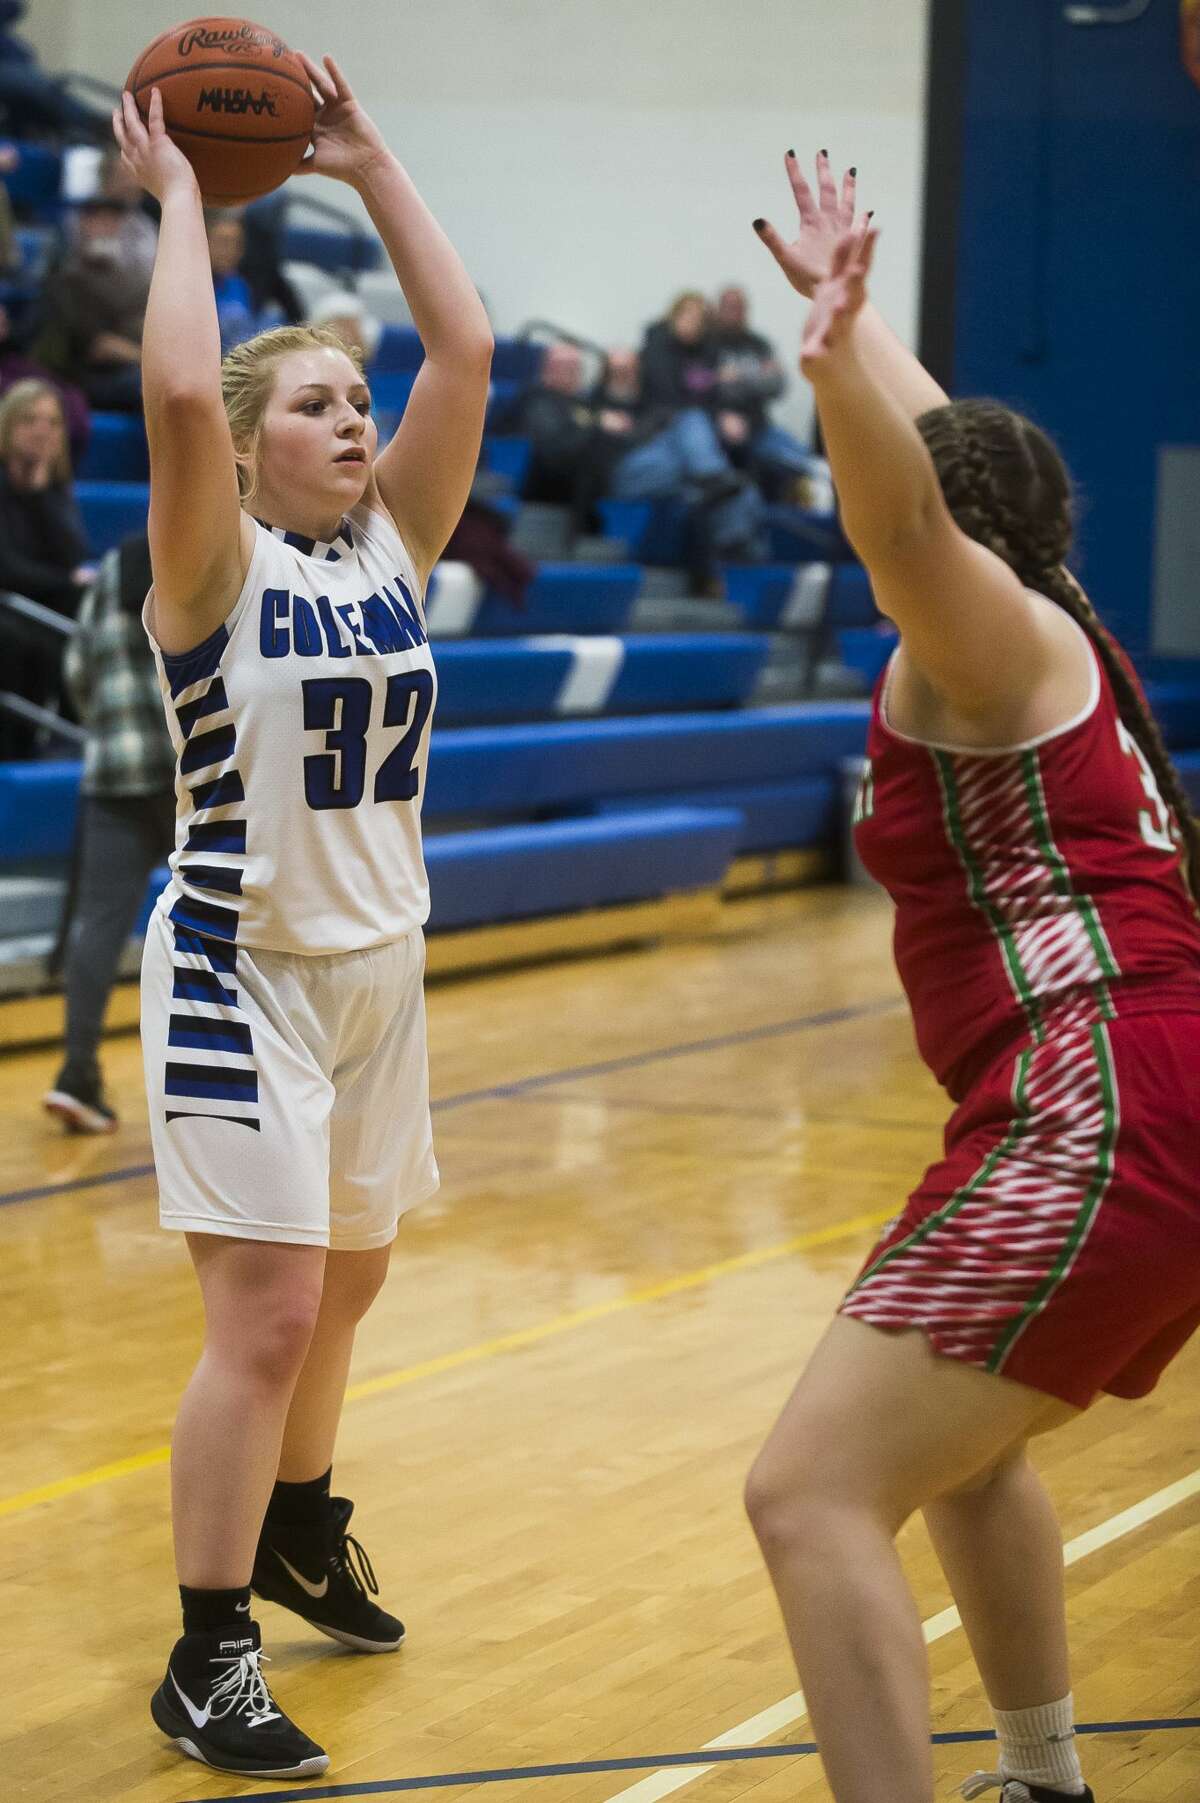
[786,148,795,159]
[867,210,875,220]
[849,166,857,177]
[752,218,766,231]
[820,148,828,158]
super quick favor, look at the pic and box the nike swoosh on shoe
[274,1550,330,1599]
[171,1671,213,1729]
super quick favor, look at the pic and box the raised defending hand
[800,220,878,373]
[296,54,389,189]
[753,150,860,300]
[111,87,197,202]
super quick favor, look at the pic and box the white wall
[24,0,929,434]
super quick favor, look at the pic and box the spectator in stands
[510,339,594,510]
[240,191,305,325]
[33,195,150,410]
[711,283,822,499]
[0,300,90,464]
[207,207,283,354]
[95,146,158,281]
[0,1,108,142]
[0,377,92,611]
[639,291,720,412]
[42,533,175,1133]
[307,288,382,363]
[0,377,93,753]
[0,140,17,268]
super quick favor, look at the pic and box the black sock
[179,1583,252,1636]
[264,1466,332,1531]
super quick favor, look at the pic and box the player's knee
[235,1282,323,1388]
[322,1251,390,1325]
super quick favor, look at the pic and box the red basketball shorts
[840,1012,1200,1408]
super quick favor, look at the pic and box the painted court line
[178,1718,1200,1802]
[0,1206,894,1521]
[0,996,901,1208]
[598,1466,1200,1802]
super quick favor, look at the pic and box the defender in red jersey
[742,152,1200,1803]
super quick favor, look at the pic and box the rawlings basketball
[127,17,315,205]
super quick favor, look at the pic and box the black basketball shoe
[252,1494,405,1652]
[43,1061,117,1134]
[961,1777,1095,1802]
[150,1620,329,1777]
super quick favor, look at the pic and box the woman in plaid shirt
[44,533,175,1131]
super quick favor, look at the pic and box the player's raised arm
[112,89,251,651]
[782,220,1062,719]
[296,54,493,588]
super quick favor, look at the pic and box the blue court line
[0,996,902,1209]
[177,1717,1200,1802]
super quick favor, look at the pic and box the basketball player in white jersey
[112,56,491,1780]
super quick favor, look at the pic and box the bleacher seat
[2,144,61,216]
[424,706,871,819]
[424,807,743,930]
[79,414,150,483]
[0,761,80,862]
[597,498,689,567]
[426,563,641,639]
[593,774,838,854]
[1143,682,1200,751]
[839,626,897,689]
[282,224,382,274]
[433,633,770,724]
[77,481,151,555]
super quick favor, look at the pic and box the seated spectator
[509,340,595,510]
[241,191,304,324]
[0,378,92,612]
[0,300,90,465]
[0,1,109,142]
[711,283,824,500]
[639,291,720,412]
[32,196,149,411]
[0,377,94,754]
[207,208,283,353]
[79,148,159,283]
[307,288,383,363]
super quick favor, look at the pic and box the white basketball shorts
[140,907,439,1250]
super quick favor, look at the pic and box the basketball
[126,16,315,205]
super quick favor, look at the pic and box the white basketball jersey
[145,503,437,956]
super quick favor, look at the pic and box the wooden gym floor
[1,885,1198,1802]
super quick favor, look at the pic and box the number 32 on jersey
[302,672,434,810]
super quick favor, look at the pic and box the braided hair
[914,399,1200,909]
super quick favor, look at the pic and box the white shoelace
[209,1648,281,1726]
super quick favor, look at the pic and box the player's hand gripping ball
[125,16,315,203]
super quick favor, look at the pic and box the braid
[1036,565,1200,912]
[916,398,1200,915]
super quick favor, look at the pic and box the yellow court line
[0,1206,893,1523]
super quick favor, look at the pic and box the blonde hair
[220,324,367,505]
[0,379,70,482]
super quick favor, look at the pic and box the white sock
[993,1693,1086,1795]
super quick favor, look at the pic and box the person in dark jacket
[33,196,150,411]
[711,283,822,498]
[639,291,721,413]
[0,376,94,754]
[0,376,92,610]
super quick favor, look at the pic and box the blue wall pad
[0,761,80,862]
[593,774,838,854]
[77,481,151,555]
[472,565,641,637]
[424,807,744,931]
[79,414,150,483]
[425,705,870,818]
[432,634,771,724]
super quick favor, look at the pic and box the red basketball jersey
[854,623,1200,1101]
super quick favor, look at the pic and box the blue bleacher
[79,415,150,483]
[597,498,689,566]
[282,225,383,274]
[424,808,743,930]
[1,143,61,217]
[434,634,770,724]
[593,775,838,855]
[839,626,898,689]
[77,481,152,555]
[471,564,641,637]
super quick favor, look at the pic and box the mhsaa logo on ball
[197,86,279,117]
